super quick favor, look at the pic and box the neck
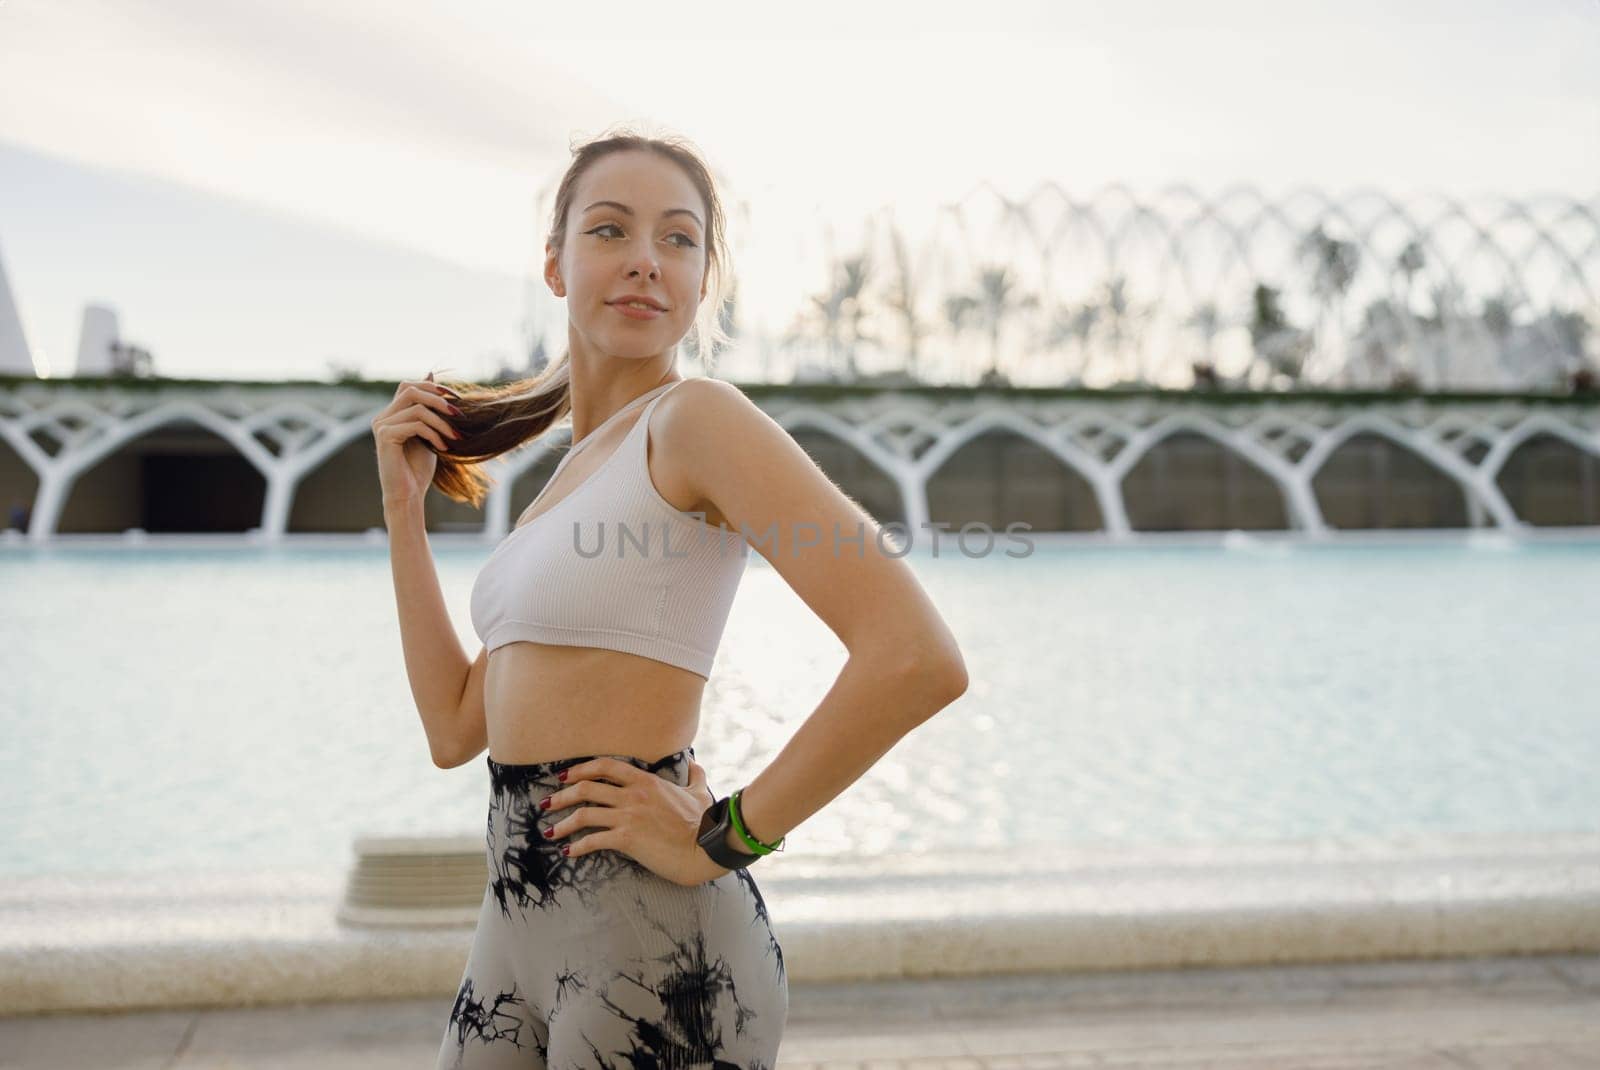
[565,371,681,445]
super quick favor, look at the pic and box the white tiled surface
[2,834,1598,1014]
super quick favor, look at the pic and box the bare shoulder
[654,376,758,432]
[652,377,965,681]
[651,378,793,500]
[646,378,765,519]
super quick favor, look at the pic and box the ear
[545,243,564,297]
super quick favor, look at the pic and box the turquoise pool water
[2,531,1596,879]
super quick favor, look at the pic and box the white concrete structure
[0,380,1596,541]
[0,242,33,377]
[73,304,120,376]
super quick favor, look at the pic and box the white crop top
[469,379,749,678]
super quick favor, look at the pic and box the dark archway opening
[61,422,266,533]
[1123,431,1290,531]
[1313,432,1469,529]
[929,429,1102,532]
[1495,432,1600,526]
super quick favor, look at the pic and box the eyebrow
[582,200,704,230]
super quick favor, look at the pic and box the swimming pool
[2,529,1595,880]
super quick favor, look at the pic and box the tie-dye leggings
[434,747,788,1069]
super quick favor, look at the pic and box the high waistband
[485,747,695,796]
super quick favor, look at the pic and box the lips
[608,296,667,311]
[610,301,665,321]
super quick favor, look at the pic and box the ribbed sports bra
[469,379,749,679]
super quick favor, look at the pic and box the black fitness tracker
[696,796,763,870]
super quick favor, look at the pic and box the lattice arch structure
[0,384,381,537]
[760,185,1600,393]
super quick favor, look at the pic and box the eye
[586,223,697,248]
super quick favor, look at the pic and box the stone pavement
[2,952,1596,1069]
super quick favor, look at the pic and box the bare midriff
[483,643,707,765]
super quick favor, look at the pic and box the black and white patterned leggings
[435,747,788,1069]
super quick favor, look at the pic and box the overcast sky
[1,0,1596,382]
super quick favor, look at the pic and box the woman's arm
[384,500,487,767]
[656,380,970,854]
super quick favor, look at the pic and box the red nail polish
[543,827,553,838]
[561,845,570,856]
[558,771,568,782]
[539,797,550,810]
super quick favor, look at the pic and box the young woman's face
[550,150,709,362]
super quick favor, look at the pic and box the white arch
[919,409,1117,534]
[1481,411,1600,477]
[1109,412,1312,531]
[775,407,916,526]
[1298,413,1520,530]
[32,400,276,537]
[3,384,1593,544]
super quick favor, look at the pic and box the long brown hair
[427,125,734,507]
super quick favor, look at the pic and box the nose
[625,251,660,281]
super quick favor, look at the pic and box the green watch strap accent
[728,788,785,855]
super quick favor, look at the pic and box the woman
[371,127,969,1068]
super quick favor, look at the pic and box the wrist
[723,824,755,856]
[724,789,783,855]
[697,789,786,870]
[382,498,425,523]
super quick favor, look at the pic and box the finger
[561,828,621,859]
[422,377,463,401]
[395,378,461,403]
[561,757,639,787]
[551,803,618,842]
[381,419,450,453]
[544,779,622,813]
[405,383,462,412]
[377,392,456,438]
[382,385,457,426]
[406,400,460,442]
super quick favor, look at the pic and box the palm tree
[1296,224,1362,385]
[1064,303,1100,385]
[1184,301,1224,387]
[789,254,875,381]
[1038,300,1100,386]
[1417,280,1464,387]
[1478,289,1521,385]
[950,263,1037,387]
[1534,306,1594,390]
[1395,239,1426,313]
[1088,274,1147,385]
[980,265,1037,386]
[882,220,933,382]
[835,255,876,378]
[1350,297,1408,388]
[1248,282,1312,388]
[942,293,980,383]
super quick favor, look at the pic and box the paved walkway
[3,952,1597,1068]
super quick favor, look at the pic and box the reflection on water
[1,534,1597,879]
